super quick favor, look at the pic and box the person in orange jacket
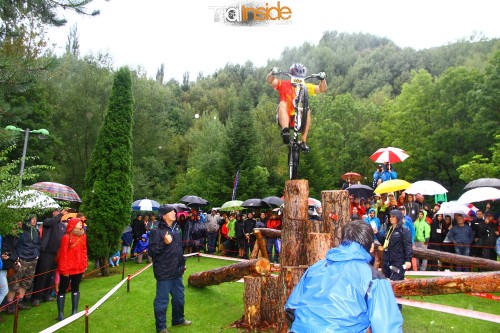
[56,217,87,321]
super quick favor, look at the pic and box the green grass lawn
[0,256,498,332]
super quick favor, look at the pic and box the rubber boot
[57,294,65,321]
[71,291,80,315]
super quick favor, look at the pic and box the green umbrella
[219,200,244,212]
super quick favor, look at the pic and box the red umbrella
[31,182,81,202]
[341,172,362,181]
[370,147,409,164]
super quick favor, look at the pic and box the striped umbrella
[31,182,81,202]
[370,147,409,164]
[132,199,161,211]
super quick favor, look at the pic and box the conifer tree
[82,67,134,275]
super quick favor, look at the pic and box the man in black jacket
[31,208,68,306]
[149,205,191,333]
[6,216,41,313]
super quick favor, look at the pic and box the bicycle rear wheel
[288,141,300,180]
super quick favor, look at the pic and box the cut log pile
[188,180,500,332]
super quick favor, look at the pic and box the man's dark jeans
[154,277,185,332]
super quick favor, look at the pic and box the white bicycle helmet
[289,63,307,77]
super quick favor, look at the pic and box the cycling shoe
[300,141,310,153]
[281,128,290,145]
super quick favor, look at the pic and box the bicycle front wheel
[294,86,309,134]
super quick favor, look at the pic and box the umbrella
[346,184,374,199]
[370,147,409,164]
[6,189,60,209]
[261,196,284,207]
[464,178,500,190]
[61,212,78,221]
[220,200,244,212]
[308,198,321,207]
[241,198,271,208]
[457,187,500,204]
[405,180,448,196]
[341,172,362,181]
[171,203,191,212]
[437,201,475,217]
[31,182,81,202]
[374,179,411,194]
[179,195,209,207]
[132,199,160,211]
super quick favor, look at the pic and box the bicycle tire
[294,85,309,134]
[288,141,300,179]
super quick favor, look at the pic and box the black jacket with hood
[149,220,185,280]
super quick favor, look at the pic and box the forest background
[1,2,499,220]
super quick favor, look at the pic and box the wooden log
[412,246,500,271]
[282,179,309,267]
[260,274,280,325]
[188,258,270,288]
[321,190,350,247]
[253,227,282,239]
[278,265,309,333]
[307,232,334,265]
[244,276,262,328]
[249,241,259,259]
[391,271,500,297]
[254,229,269,259]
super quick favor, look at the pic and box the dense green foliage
[81,67,134,264]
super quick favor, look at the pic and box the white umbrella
[436,201,473,217]
[405,180,448,195]
[457,187,500,204]
[6,189,60,209]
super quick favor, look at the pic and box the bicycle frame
[275,72,319,179]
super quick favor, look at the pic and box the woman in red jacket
[56,217,87,321]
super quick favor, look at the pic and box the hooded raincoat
[285,242,403,333]
[57,218,88,276]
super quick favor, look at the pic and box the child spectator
[121,225,133,262]
[133,233,151,264]
[109,250,121,267]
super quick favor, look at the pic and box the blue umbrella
[132,199,160,211]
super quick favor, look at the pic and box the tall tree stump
[278,265,309,333]
[244,276,262,329]
[281,180,309,267]
[321,190,350,247]
[307,233,334,265]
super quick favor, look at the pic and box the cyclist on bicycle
[266,63,327,153]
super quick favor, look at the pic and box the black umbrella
[346,184,374,199]
[464,178,500,190]
[261,196,284,207]
[179,195,209,207]
[171,203,191,212]
[241,198,271,208]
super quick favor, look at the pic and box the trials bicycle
[273,70,325,179]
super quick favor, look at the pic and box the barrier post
[197,252,200,262]
[13,297,20,333]
[127,274,131,293]
[85,305,89,333]
[122,257,126,280]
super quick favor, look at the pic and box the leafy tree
[81,67,134,276]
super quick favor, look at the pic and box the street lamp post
[5,125,50,189]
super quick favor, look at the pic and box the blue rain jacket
[285,242,403,333]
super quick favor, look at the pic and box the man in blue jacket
[285,220,403,333]
[149,205,192,333]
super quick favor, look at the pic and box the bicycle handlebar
[274,72,323,80]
